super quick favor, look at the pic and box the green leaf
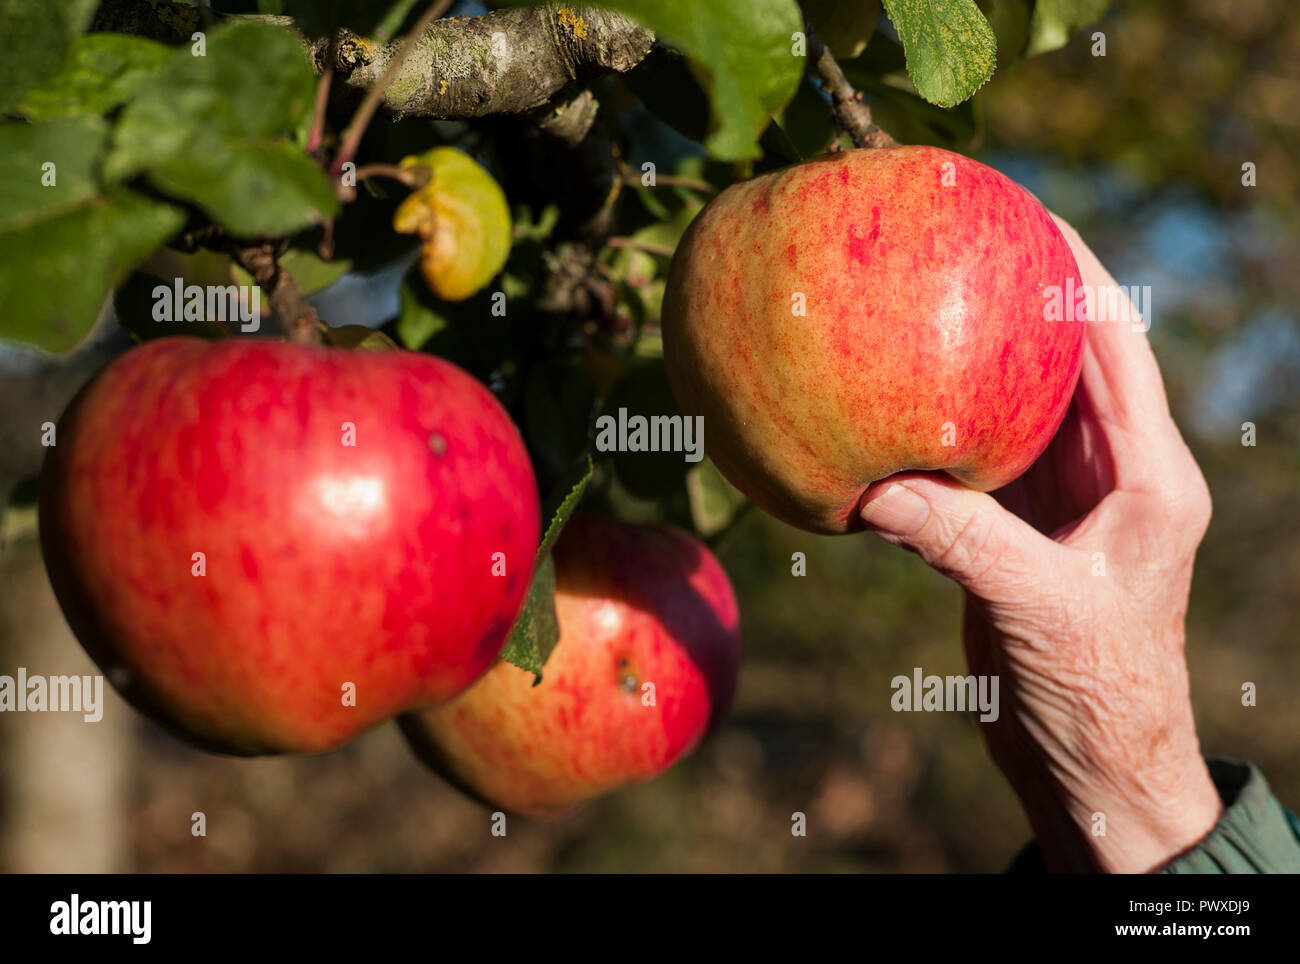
[0,0,99,114]
[147,140,338,237]
[881,0,997,107]
[0,191,184,354]
[630,199,705,252]
[321,324,399,351]
[511,203,561,243]
[538,453,593,561]
[105,20,337,236]
[17,34,172,120]
[512,0,804,161]
[392,266,512,381]
[107,21,318,177]
[0,117,184,353]
[687,458,749,538]
[625,0,805,159]
[0,117,107,233]
[279,244,352,297]
[1025,0,1108,57]
[497,554,559,683]
[395,276,450,350]
[499,454,593,681]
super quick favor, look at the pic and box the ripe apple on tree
[400,511,742,815]
[39,337,540,755]
[662,145,1087,534]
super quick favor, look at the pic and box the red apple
[39,337,539,754]
[400,511,741,815]
[662,146,1086,534]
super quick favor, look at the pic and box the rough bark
[91,2,655,121]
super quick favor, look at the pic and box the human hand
[858,215,1223,873]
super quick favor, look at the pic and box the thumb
[858,475,1053,602]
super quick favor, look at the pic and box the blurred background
[2,0,1298,872]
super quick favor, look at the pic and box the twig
[233,243,325,345]
[807,29,897,150]
[605,237,675,258]
[317,218,336,261]
[306,33,337,154]
[332,0,454,176]
[354,163,431,188]
[623,172,717,194]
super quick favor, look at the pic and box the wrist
[1031,748,1224,873]
[1073,762,1223,872]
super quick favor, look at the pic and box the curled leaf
[392,147,511,302]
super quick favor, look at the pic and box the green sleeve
[1159,759,1300,873]
[1005,758,1300,873]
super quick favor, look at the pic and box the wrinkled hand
[859,216,1222,873]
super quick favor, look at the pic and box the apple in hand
[662,146,1086,534]
[400,512,741,815]
[39,337,539,755]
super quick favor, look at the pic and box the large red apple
[39,337,539,755]
[662,145,1086,534]
[400,512,741,815]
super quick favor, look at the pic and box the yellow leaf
[392,147,511,301]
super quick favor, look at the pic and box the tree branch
[331,0,455,174]
[232,243,324,346]
[91,2,656,122]
[316,5,654,120]
[807,29,897,150]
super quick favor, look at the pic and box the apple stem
[806,29,898,151]
[233,243,326,345]
[354,163,431,189]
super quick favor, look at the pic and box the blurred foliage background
[2,0,1298,872]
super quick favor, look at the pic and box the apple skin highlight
[39,337,540,755]
[663,146,1086,534]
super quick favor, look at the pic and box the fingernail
[859,483,930,535]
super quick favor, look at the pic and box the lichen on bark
[321,6,654,120]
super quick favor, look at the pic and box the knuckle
[1151,467,1213,545]
[1188,474,1213,534]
